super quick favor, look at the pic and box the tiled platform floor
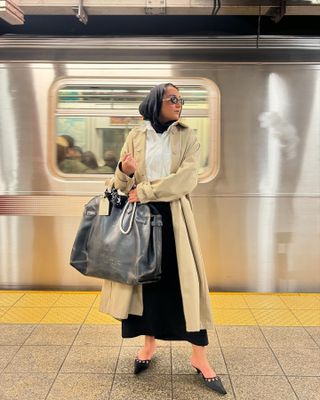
[0,291,319,400]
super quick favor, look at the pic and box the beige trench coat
[99,122,213,332]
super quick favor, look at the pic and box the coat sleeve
[136,130,200,203]
[112,130,136,194]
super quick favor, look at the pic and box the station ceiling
[11,1,320,17]
[1,1,320,24]
[13,0,320,15]
[1,1,320,35]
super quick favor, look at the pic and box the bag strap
[119,201,137,235]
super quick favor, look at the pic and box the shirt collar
[144,120,181,134]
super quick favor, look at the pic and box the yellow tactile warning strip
[0,291,319,326]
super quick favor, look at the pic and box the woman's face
[159,86,183,124]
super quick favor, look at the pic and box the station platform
[0,291,319,399]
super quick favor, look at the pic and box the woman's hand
[121,153,137,176]
[128,188,140,203]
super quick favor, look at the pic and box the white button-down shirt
[144,120,175,181]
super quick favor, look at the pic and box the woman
[100,83,227,395]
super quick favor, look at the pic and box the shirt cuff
[115,165,132,183]
[118,162,134,179]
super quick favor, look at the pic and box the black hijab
[139,83,178,133]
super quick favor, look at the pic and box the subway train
[0,35,319,292]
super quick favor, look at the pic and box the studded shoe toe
[134,357,151,374]
[193,366,227,395]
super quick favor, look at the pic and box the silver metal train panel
[0,36,319,291]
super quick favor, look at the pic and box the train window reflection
[54,83,218,180]
[56,116,140,174]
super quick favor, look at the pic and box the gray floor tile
[231,375,297,400]
[121,336,169,347]
[222,347,283,376]
[74,325,122,346]
[170,340,193,347]
[0,325,35,345]
[121,336,145,347]
[24,324,80,346]
[3,322,319,400]
[4,345,70,373]
[61,346,119,373]
[0,346,21,372]
[110,373,172,400]
[47,373,113,400]
[261,326,319,349]
[172,346,227,375]
[305,327,320,347]
[116,346,171,374]
[173,374,234,399]
[272,348,320,376]
[288,376,320,400]
[208,329,221,347]
[0,372,56,400]
[216,326,268,348]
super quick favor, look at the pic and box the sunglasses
[162,95,185,105]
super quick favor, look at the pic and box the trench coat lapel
[133,127,147,178]
[170,125,181,173]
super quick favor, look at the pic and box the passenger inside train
[56,135,119,174]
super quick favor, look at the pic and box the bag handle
[119,201,137,235]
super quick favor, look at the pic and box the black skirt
[121,202,208,346]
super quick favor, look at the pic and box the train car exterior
[0,36,319,292]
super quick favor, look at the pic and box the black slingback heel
[193,366,227,395]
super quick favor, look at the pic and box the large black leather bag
[70,193,163,285]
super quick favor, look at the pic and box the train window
[54,81,219,181]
